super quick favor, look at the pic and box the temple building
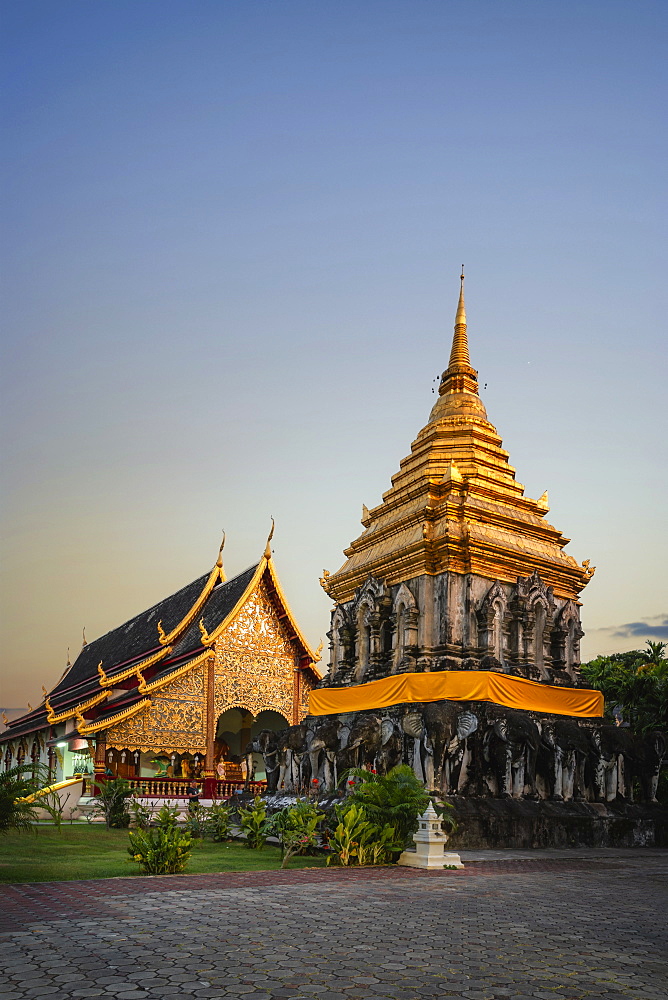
[1,533,321,797]
[319,272,595,691]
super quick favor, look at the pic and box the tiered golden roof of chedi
[322,275,594,604]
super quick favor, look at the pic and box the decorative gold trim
[76,698,151,735]
[264,557,319,664]
[97,647,172,688]
[216,531,227,581]
[46,690,109,724]
[581,559,596,582]
[202,554,318,668]
[157,563,224,646]
[137,650,214,694]
[264,517,275,560]
[199,559,267,647]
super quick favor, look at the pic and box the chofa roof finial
[216,530,226,568]
[264,516,275,560]
[216,530,227,581]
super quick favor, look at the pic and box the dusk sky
[1,1,666,710]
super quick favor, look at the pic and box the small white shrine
[398,802,463,869]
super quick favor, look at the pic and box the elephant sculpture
[629,730,666,803]
[248,730,281,792]
[402,710,433,787]
[277,724,309,793]
[588,726,666,804]
[587,725,636,802]
[422,702,479,794]
[483,708,541,798]
[539,719,591,801]
[374,717,404,775]
[338,713,383,772]
[307,720,343,792]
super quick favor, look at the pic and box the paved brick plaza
[0,851,666,1000]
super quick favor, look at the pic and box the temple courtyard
[0,850,666,1000]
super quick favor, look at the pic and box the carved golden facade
[107,664,207,754]
[214,581,300,721]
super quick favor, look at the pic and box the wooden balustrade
[129,777,191,798]
[82,775,266,799]
[216,780,266,798]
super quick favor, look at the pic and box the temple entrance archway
[215,707,290,781]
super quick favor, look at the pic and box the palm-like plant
[642,641,667,666]
[0,764,45,833]
[341,764,452,848]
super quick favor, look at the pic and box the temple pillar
[93,737,106,794]
[292,667,301,725]
[203,653,217,798]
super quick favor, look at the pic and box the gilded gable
[106,663,207,753]
[214,580,298,721]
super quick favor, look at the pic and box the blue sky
[1,1,666,706]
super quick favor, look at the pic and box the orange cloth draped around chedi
[309,671,604,718]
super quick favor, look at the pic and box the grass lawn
[0,825,327,883]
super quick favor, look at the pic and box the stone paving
[0,851,666,1000]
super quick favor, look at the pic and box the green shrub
[154,802,180,831]
[128,798,155,830]
[238,795,270,849]
[355,821,399,866]
[326,803,369,866]
[128,826,192,875]
[183,803,207,840]
[204,801,235,842]
[326,801,400,867]
[93,778,133,829]
[269,799,325,869]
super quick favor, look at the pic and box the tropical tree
[581,640,668,732]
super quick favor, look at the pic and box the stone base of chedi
[444,796,668,850]
[247,701,666,848]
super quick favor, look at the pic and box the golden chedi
[320,273,595,689]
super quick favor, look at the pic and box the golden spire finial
[66,648,71,667]
[82,627,87,648]
[430,269,484,419]
[264,517,275,560]
[448,266,471,368]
